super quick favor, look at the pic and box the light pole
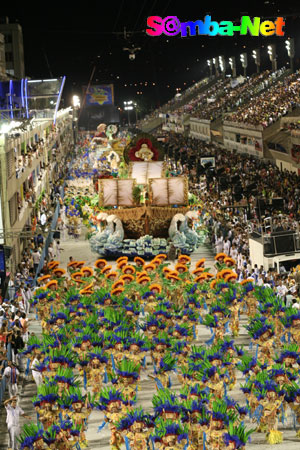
[219,55,226,79]
[207,59,213,77]
[285,38,295,72]
[240,53,248,77]
[252,49,261,74]
[124,101,133,126]
[229,57,236,78]
[72,95,80,144]
[134,102,138,124]
[213,57,219,76]
[268,44,277,72]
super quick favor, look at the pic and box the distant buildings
[0,17,25,79]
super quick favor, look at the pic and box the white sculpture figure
[104,215,124,252]
[182,211,199,248]
[96,212,108,232]
[135,143,154,161]
[168,213,187,249]
[107,150,120,171]
[89,212,113,254]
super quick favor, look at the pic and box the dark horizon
[2,1,300,115]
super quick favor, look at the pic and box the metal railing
[33,184,65,286]
[251,230,300,256]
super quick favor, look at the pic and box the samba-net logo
[146,16,285,37]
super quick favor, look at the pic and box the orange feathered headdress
[166,274,180,281]
[48,261,60,270]
[143,264,155,272]
[217,269,233,280]
[81,267,94,277]
[134,256,145,266]
[137,276,150,284]
[112,280,125,290]
[45,280,58,289]
[67,260,79,268]
[120,274,135,283]
[111,287,124,296]
[192,268,205,276]
[215,253,227,261]
[116,256,128,264]
[195,258,206,268]
[178,255,191,264]
[37,274,51,283]
[94,259,107,269]
[122,265,135,275]
[149,283,162,293]
[175,263,188,273]
[106,271,118,280]
[101,265,112,274]
[225,273,238,282]
[156,254,167,261]
[53,268,66,277]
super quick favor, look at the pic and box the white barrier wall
[249,238,265,269]
[223,121,264,158]
[189,117,211,142]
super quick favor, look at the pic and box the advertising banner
[85,85,114,106]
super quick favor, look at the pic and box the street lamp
[240,53,248,77]
[72,95,80,108]
[72,95,80,144]
[285,38,295,72]
[212,57,219,76]
[252,49,261,74]
[267,44,277,72]
[229,57,236,78]
[207,59,213,77]
[124,101,134,126]
[219,56,226,78]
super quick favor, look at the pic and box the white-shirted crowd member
[215,235,223,253]
[257,274,264,286]
[253,264,259,275]
[48,243,55,260]
[4,396,31,450]
[223,238,231,255]
[18,296,25,314]
[3,361,19,398]
[264,279,271,289]
[290,280,297,295]
[286,291,294,308]
[276,280,288,299]
[8,276,15,302]
[230,244,238,261]
[237,253,243,271]
[292,298,300,310]
[54,240,63,260]
[31,354,43,388]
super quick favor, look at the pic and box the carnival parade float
[80,127,202,259]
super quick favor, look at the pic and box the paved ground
[1,229,300,449]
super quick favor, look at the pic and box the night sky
[2,1,300,114]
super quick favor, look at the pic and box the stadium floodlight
[267,44,277,71]
[252,49,261,73]
[212,57,219,76]
[207,59,213,77]
[229,56,236,78]
[285,38,295,72]
[218,55,226,78]
[240,52,248,77]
